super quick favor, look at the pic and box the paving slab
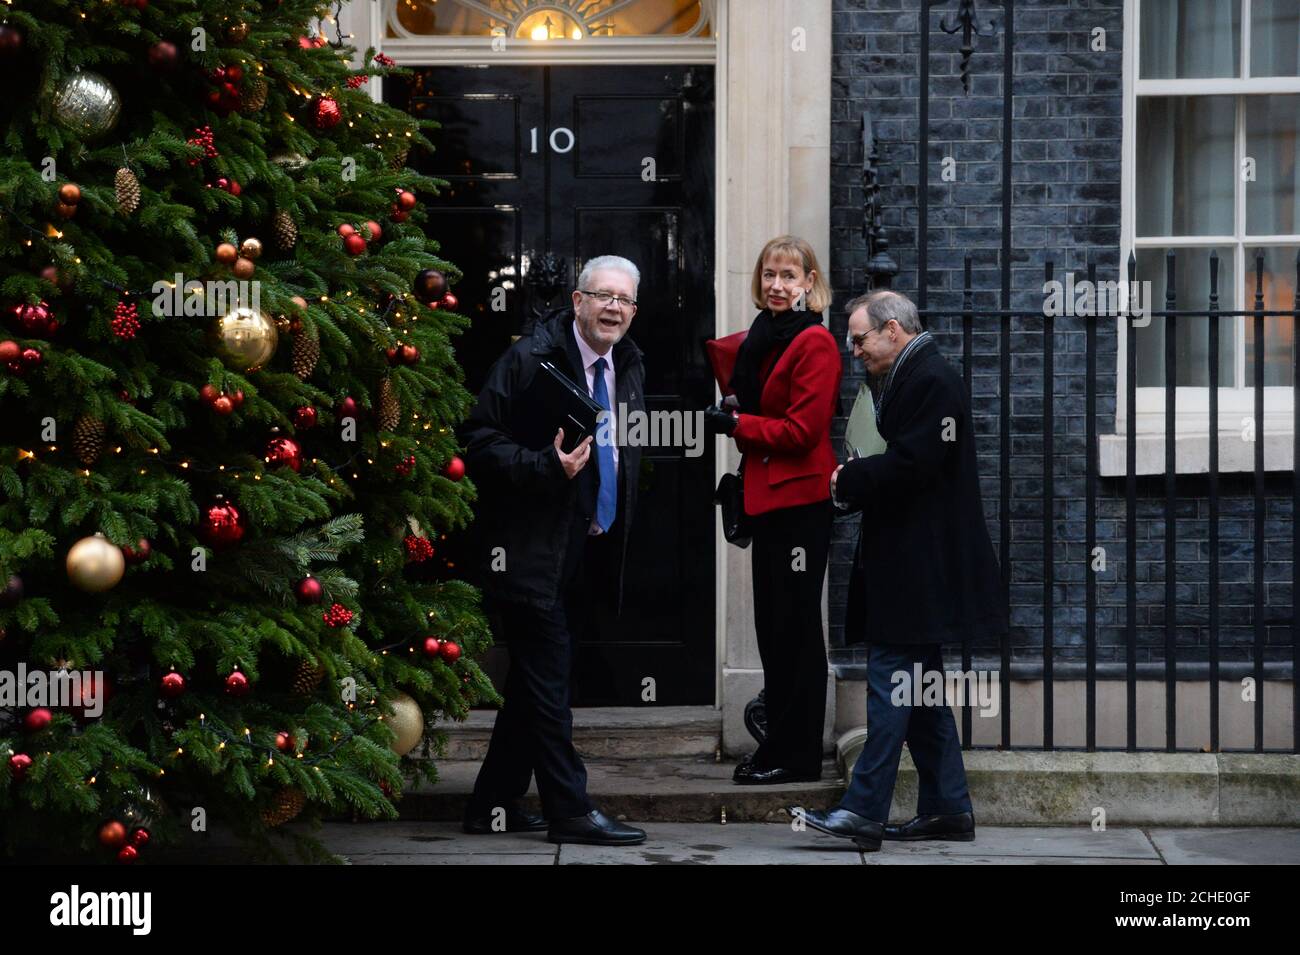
[1146,827,1300,865]
[556,822,865,865]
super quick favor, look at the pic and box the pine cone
[291,659,325,695]
[292,325,319,380]
[261,788,306,827]
[389,141,411,171]
[114,167,140,216]
[241,76,268,113]
[72,415,105,465]
[273,210,297,251]
[378,376,400,431]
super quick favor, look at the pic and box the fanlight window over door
[388,0,713,40]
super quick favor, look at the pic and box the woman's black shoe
[733,766,821,786]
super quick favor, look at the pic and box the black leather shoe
[547,809,646,846]
[731,753,757,782]
[796,806,884,852]
[462,805,548,834]
[734,766,821,786]
[883,811,975,842]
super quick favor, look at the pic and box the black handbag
[714,469,752,548]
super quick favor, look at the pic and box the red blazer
[732,324,842,516]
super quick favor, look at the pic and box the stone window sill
[1097,432,1295,476]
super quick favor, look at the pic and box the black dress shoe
[462,805,548,834]
[883,811,975,842]
[547,809,646,846]
[733,766,821,786]
[797,806,884,851]
[731,753,757,782]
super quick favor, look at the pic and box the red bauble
[294,405,318,429]
[201,498,245,546]
[21,347,43,369]
[23,708,53,732]
[8,753,33,781]
[275,732,295,753]
[148,40,178,70]
[99,821,128,849]
[400,344,420,365]
[160,671,186,698]
[199,383,219,403]
[230,389,244,409]
[71,672,110,719]
[212,395,234,415]
[0,340,18,362]
[390,207,409,223]
[396,190,417,211]
[440,640,462,664]
[117,845,138,864]
[337,223,356,237]
[344,233,366,256]
[365,221,382,241]
[412,269,447,304]
[315,96,342,129]
[0,24,23,56]
[122,538,152,564]
[422,636,441,658]
[442,456,466,481]
[440,292,459,310]
[295,576,324,604]
[298,35,327,49]
[385,346,400,366]
[265,435,303,472]
[224,670,251,696]
[130,828,151,848]
[10,301,58,337]
[338,396,359,419]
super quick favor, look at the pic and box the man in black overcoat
[460,255,647,846]
[799,289,1007,852]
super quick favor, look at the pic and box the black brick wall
[827,0,1295,669]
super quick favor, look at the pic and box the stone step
[432,706,724,761]
[396,758,845,824]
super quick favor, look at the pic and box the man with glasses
[795,290,1007,852]
[461,255,648,846]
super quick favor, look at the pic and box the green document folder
[844,382,888,459]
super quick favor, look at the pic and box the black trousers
[469,516,603,821]
[749,497,831,776]
[838,643,973,823]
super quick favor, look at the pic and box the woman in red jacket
[705,235,842,784]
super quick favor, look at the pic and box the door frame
[339,0,834,751]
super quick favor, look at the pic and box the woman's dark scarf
[729,307,824,414]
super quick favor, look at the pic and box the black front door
[385,65,716,705]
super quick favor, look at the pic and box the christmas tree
[0,0,494,862]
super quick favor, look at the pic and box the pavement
[313,821,1300,865]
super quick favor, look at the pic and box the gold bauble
[213,306,278,370]
[387,691,424,757]
[66,533,125,592]
[240,237,263,260]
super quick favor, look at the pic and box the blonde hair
[750,235,833,313]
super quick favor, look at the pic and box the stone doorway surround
[337,0,836,755]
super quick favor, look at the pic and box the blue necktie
[591,357,617,532]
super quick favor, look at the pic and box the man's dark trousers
[838,643,973,823]
[469,515,597,821]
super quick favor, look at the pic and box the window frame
[1119,0,1300,458]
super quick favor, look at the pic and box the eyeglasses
[847,321,890,349]
[580,289,637,311]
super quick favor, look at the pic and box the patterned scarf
[873,330,934,426]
